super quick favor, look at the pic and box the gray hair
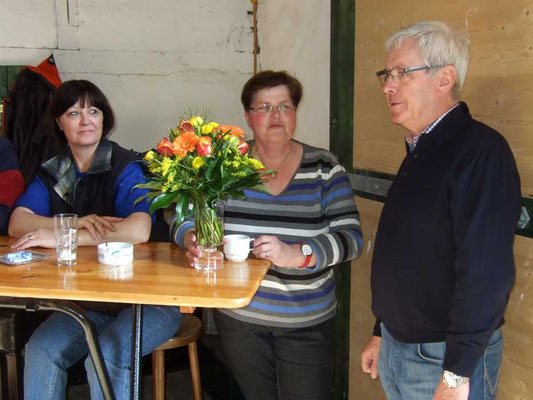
[386,21,470,99]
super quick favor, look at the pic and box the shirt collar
[405,103,460,152]
[41,139,113,206]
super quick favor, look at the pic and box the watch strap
[298,243,312,268]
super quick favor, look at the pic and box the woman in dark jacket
[9,80,182,400]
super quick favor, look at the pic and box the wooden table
[0,238,270,399]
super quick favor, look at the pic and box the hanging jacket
[2,55,62,186]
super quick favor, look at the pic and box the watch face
[301,244,312,256]
[442,371,468,388]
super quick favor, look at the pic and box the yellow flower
[144,150,155,161]
[161,158,173,176]
[192,156,205,170]
[224,135,239,146]
[248,158,265,170]
[201,122,219,134]
[167,172,175,184]
[149,164,161,173]
[189,116,204,127]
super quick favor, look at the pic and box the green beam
[330,1,355,399]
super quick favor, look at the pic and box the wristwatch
[298,243,313,268]
[442,370,469,388]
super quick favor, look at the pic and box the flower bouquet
[138,116,269,270]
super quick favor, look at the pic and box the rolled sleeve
[114,162,155,222]
[14,175,51,216]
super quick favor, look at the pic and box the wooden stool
[151,314,204,400]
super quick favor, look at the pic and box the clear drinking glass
[54,213,78,267]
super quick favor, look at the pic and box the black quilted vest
[38,139,139,217]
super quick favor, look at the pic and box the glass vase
[193,201,224,271]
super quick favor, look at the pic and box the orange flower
[218,125,245,138]
[196,136,213,157]
[172,132,198,157]
[156,137,174,156]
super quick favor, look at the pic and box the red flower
[178,121,195,133]
[237,140,249,156]
[196,136,213,157]
[156,138,174,156]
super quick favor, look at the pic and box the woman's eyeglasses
[247,104,297,114]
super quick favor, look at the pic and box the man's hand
[361,335,381,379]
[433,380,469,400]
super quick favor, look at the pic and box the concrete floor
[65,342,213,400]
[67,368,210,400]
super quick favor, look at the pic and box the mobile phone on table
[0,250,51,266]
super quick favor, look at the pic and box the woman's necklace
[253,143,291,179]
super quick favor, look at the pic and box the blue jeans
[378,325,503,400]
[23,306,182,400]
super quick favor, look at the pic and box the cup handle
[249,238,255,251]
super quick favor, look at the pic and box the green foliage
[135,116,269,229]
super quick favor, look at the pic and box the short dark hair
[241,70,303,109]
[48,80,115,144]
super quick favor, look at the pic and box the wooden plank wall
[350,1,533,399]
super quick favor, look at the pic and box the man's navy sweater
[371,102,521,376]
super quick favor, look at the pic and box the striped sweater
[172,142,363,328]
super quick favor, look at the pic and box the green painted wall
[330,1,355,399]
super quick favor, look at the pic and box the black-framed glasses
[376,65,442,86]
[247,103,297,114]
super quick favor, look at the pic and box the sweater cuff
[171,219,194,249]
[442,341,486,377]
[372,319,382,337]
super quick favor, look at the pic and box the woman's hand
[252,235,302,267]
[183,230,202,267]
[11,228,56,249]
[78,214,122,241]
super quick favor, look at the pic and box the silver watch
[442,370,469,388]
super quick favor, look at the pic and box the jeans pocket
[483,335,503,399]
[417,341,446,364]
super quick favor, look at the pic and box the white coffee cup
[224,234,253,262]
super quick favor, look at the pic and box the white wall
[0,0,330,151]
[0,0,254,152]
[257,1,330,150]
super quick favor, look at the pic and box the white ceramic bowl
[97,242,133,266]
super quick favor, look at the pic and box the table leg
[0,298,115,400]
[130,304,143,400]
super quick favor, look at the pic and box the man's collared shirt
[405,103,460,153]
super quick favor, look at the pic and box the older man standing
[361,21,521,400]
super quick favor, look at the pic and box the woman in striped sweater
[172,71,363,400]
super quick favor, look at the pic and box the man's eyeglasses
[247,103,297,114]
[375,65,442,86]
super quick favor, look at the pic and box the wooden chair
[152,314,204,400]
